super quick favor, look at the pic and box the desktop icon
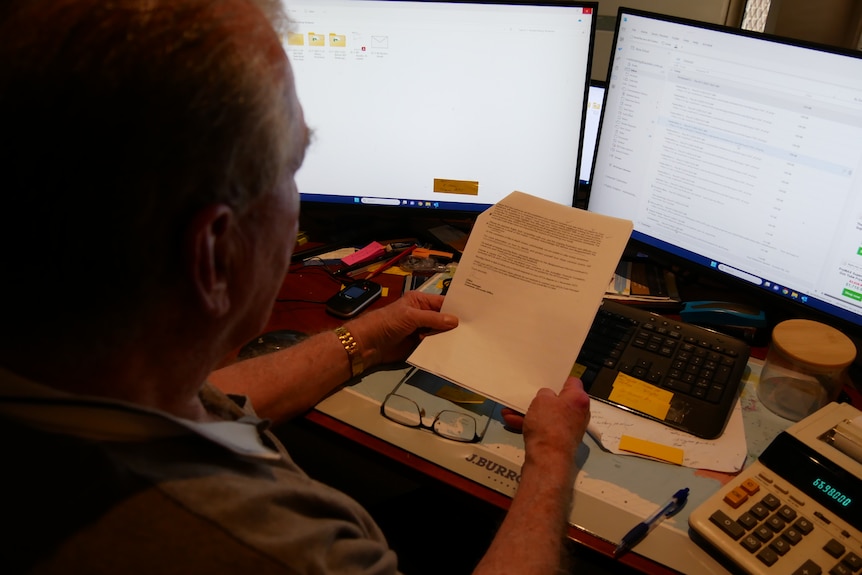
[286,32,304,46]
[371,35,389,49]
[308,33,325,47]
[329,33,346,47]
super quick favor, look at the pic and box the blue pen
[614,487,689,557]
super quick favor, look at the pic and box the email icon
[308,32,325,47]
[370,35,389,49]
[329,33,346,47]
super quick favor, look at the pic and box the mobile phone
[325,280,382,318]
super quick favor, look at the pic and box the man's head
[0,0,305,361]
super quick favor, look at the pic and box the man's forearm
[209,329,354,424]
[472,452,576,575]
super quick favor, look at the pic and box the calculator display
[759,432,861,531]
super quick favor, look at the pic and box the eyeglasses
[380,371,490,443]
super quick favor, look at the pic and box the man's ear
[186,204,235,317]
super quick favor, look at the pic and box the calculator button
[757,547,779,567]
[794,518,814,534]
[709,509,745,540]
[741,534,762,553]
[832,563,853,575]
[762,494,781,510]
[767,515,787,532]
[824,539,846,558]
[754,526,774,542]
[737,512,758,530]
[740,478,760,495]
[750,503,770,519]
[782,527,803,545]
[843,552,861,571]
[724,487,749,509]
[792,559,823,575]
[778,505,797,522]
[769,537,791,556]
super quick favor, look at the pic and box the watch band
[334,326,363,378]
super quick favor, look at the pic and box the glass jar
[757,319,856,421]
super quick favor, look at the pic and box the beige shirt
[0,368,400,574]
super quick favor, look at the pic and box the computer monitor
[280,0,597,216]
[588,8,862,336]
[579,80,605,188]
[575,79,604,207]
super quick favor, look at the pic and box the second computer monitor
[588,8,862,335]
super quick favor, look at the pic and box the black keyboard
[575,299,751,439]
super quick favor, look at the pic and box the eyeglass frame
[379,369,492,443]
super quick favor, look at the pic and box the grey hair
[0,0,293,345]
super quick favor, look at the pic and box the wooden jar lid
[771,319,856,371]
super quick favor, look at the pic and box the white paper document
[408,191,633,413]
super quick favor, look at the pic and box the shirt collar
[0,367,283,462]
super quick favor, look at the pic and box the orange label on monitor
[433,178,479,196]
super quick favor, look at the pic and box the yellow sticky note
[607,373,672,421]
[436,385,487,404]
[570,362,587,378]
[433,178,479,196]
[619,435,684,465]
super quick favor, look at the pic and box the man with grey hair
[0,0,592,573]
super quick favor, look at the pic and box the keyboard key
[575,300,749,438]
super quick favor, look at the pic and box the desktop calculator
[688,402,862,575]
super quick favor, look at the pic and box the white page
[408,191,633,413]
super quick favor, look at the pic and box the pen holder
[757,319,856,421]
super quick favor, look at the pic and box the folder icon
[308,32,325,47]
[286,32,304,46]
[329,33,346,47]
[371,35,389,49]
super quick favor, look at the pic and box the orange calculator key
[723,487,749,509]
[740,478,760,495]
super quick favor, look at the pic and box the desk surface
[313,360,792,575]
[248,262,804,574]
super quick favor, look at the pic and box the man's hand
[501,376,591,465]
[344,291,459,369]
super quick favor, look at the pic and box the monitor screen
[578,80,605,188]
[588,9,862,334]
[281,0,597,214]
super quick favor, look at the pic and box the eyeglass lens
[382,394,478,442]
